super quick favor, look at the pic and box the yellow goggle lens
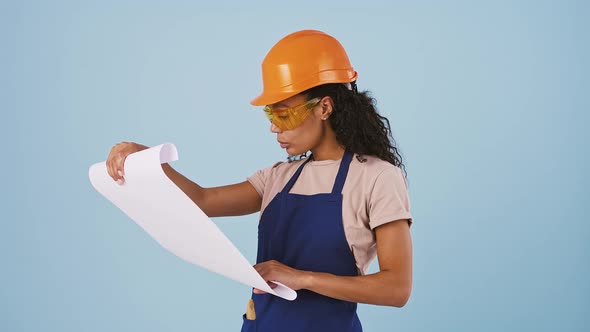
[263,98,321,130]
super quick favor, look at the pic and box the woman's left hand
[253,260,311,294]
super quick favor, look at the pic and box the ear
[318,96,334,120]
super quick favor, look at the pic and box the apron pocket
[240,313,257,332]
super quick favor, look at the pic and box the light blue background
[2,0,588,331]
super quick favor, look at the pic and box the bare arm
[305,219,412,306]
[254,219,412,307]
[106,142,261,218]
[161,163,261,217]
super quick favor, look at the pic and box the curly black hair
[303,82,406,176]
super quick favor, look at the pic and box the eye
[274,110,290,120]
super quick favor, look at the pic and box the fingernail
[116,179,124,185]
[118,170,123,177]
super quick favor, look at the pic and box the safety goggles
[263,98,321,130]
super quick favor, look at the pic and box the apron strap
[282,156,313,193]
[281,151,354,194]
[331,151,354,194]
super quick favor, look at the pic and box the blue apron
[241,151,362,332]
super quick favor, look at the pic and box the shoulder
[351,155,412,228]
[350,154,404,179]
[347,154,408,195]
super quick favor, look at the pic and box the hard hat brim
[250,70,358,106]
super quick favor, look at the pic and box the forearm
[304,270,411,307]
[161,163,261,217]
[161,162,208,208]
[254,221,413,306]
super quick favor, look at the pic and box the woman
[106,30,412,332]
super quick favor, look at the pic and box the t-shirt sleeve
[246,162,283,198]
[368,166,413,229]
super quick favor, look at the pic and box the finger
[107,155,117,181]
[116,148,126,177]
[107,145,124,180]
[109,152,121,181]
[255,267,271,281]
[106,149,116,179]
[253,263,265,273]
[114,152,126,184]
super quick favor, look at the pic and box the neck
[310,132,345,161]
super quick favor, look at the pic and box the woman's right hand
[106,141,149,185]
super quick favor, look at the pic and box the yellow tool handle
[246,298,256,320]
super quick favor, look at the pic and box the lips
[278,140,289,148]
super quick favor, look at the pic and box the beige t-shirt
[247,154,412,275]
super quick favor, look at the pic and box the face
[267,94,328,156]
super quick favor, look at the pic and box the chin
[286,146,306,156]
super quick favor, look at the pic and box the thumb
[253,288,267,294]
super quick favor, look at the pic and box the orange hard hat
[251,30,358,106]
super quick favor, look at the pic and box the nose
[270,122,282,133]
